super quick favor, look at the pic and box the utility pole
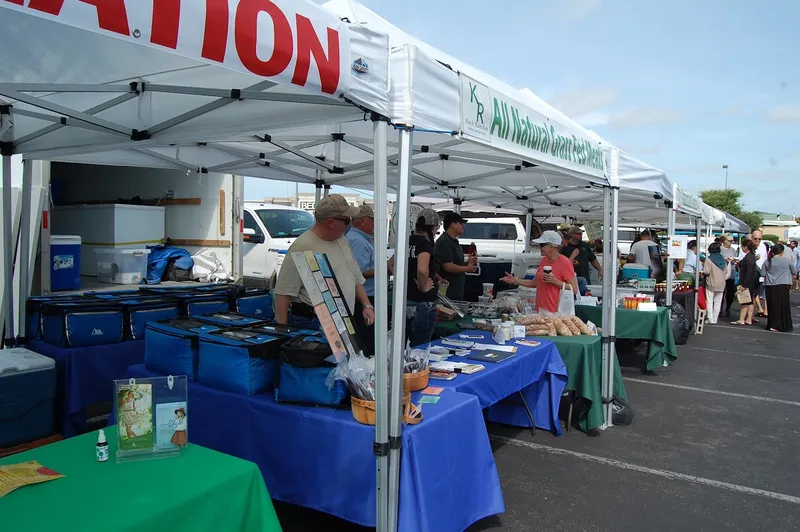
[722,164,729,190]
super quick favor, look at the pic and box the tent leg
[524,209,533,252]
[2,154,15,346]
[606,186,620,421]
[666,207,676,306]
[601,186,612,428]
[17,159,32,344]
[387,128,414,532]
[371,119,390,532]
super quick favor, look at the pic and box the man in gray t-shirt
[627,230,662,277]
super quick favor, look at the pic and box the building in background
[755,212,798,240]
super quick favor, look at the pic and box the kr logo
[469,82,484,123]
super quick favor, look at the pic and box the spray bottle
[96,429,109,462]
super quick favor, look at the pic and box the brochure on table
[113,375,189,463]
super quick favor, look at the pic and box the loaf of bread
[570,316,592,335]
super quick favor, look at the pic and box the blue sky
[249,1,797,214]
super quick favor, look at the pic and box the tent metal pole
[371,120,390,532]
[314,170,323,204]
[387,128,414,532]
[453,189,461,215]
[323,185,331,198]
[2,154,15,346]
[17,159,33,344]
[666,207,676,307]
[695,217,701,330]
[600,186,612,428]
[606,185,620,424]
[524,209,533,252]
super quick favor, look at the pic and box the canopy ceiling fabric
[0,0,391,158]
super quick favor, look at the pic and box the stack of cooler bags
[26,285,274,349]
[145,318,349,406]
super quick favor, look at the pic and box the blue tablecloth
[428,331,568,435]
[29,340,145,438]
[127,364,504,532]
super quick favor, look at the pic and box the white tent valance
[0,0,391,158]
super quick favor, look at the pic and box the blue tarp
[145,246,194,284]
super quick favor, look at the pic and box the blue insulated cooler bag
[25,295,86,341]
[121,298,180,340]
[194,312,268,328]
[40,301,124,348]
[250,323,319,339]
[166,293,231,317]
[275,335,349,406]
[197,328,289,395]
[144,318,222,379]
[84,290,141,300]
[232,289,273,320]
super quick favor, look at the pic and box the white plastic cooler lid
[50,235,82,245]
[0,348,55,376]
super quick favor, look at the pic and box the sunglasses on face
[333,217,351,224]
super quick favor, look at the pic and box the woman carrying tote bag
[763,243,797,332]
[701,242,730,325]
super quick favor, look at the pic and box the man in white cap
[345,204,376,355]
[501,230,579,313]
[274,194,375,329]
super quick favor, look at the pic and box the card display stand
[113,375,188,463]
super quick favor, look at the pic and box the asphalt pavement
[278,295,800,531]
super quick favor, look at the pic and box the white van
[458,217,528,256]
[242,204,315,288]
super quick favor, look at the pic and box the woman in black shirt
[405,208,448,346]
[732,238,758,325]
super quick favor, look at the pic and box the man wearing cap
[561,226,602,296]
[434,212,477,300]
[501,230,579,313]
[345,204,376,356]
[274,194,375,332]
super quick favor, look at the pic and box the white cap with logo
[532,230,563,246]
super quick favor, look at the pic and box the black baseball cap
[443,212,468,228]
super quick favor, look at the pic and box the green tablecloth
[433,320,626,431]
[0,428,281,532]
[574,305,678,371]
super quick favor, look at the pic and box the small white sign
[669,235,688,260]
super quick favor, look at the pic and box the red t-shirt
[535,254,576,313]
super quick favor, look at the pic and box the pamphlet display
[669,235,688,260]
[291,251,363,360]
[113,375,188,463]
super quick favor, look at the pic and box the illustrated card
[334,297,349,316]
[325,278,340,296]
[156,401,188,450]
[117,383,154,451]
[315,253,333,277]
[303,251,320,271]
[313,271,329,294]
[322,291,338,314]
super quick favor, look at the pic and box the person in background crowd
[274,194,375,332]
[500,231,579,313]
[732,239,759,326]
[763,243,797,332]
[740,230,769,318]
[627,230,663,279]
[719,233,738,317]
[678,239,702,285]
[345,204,376,356]
[789,240,800,291]
[702,242,731,325]
[402,208,449,346]
[561,226,602,296]
[434,212,477,300]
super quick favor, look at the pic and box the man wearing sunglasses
[274,194,375,332]
[738,229,769,318]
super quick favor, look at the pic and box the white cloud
[554,0,602,20]
[549,87,619,119]
[574,111,612,127]
[766,105,800,123]
[609,107,683,129]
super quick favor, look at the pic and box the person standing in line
[701,242,730,324]
[274,194,375,330]
[789,240,800,291]
[739,230,769,319]
[678,240,702,285]
[434,212,477,300]
[763,243,797,332]
[719,234,738,317]
[345,204,376,356]
[732,239,759,326]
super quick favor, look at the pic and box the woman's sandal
[731,321,746,325]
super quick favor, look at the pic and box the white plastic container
[95,248,151,284]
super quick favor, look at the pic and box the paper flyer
[315,253,333,277]
[156,401,188,450]
[117,383,154,451]
[0,461,64,499]
[322,291,338,313]
[313,271,329,294]
[303,251,320,271]
[325,278,340,296]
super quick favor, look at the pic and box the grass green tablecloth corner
[0,428,281,532]
[574,305,678,371]
[433,320,626,431]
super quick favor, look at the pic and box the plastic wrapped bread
[513,314,550,326]
[560,316,581,336]
[526,324,556,337]
[552,317,573,336]
[570,316,592,335]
